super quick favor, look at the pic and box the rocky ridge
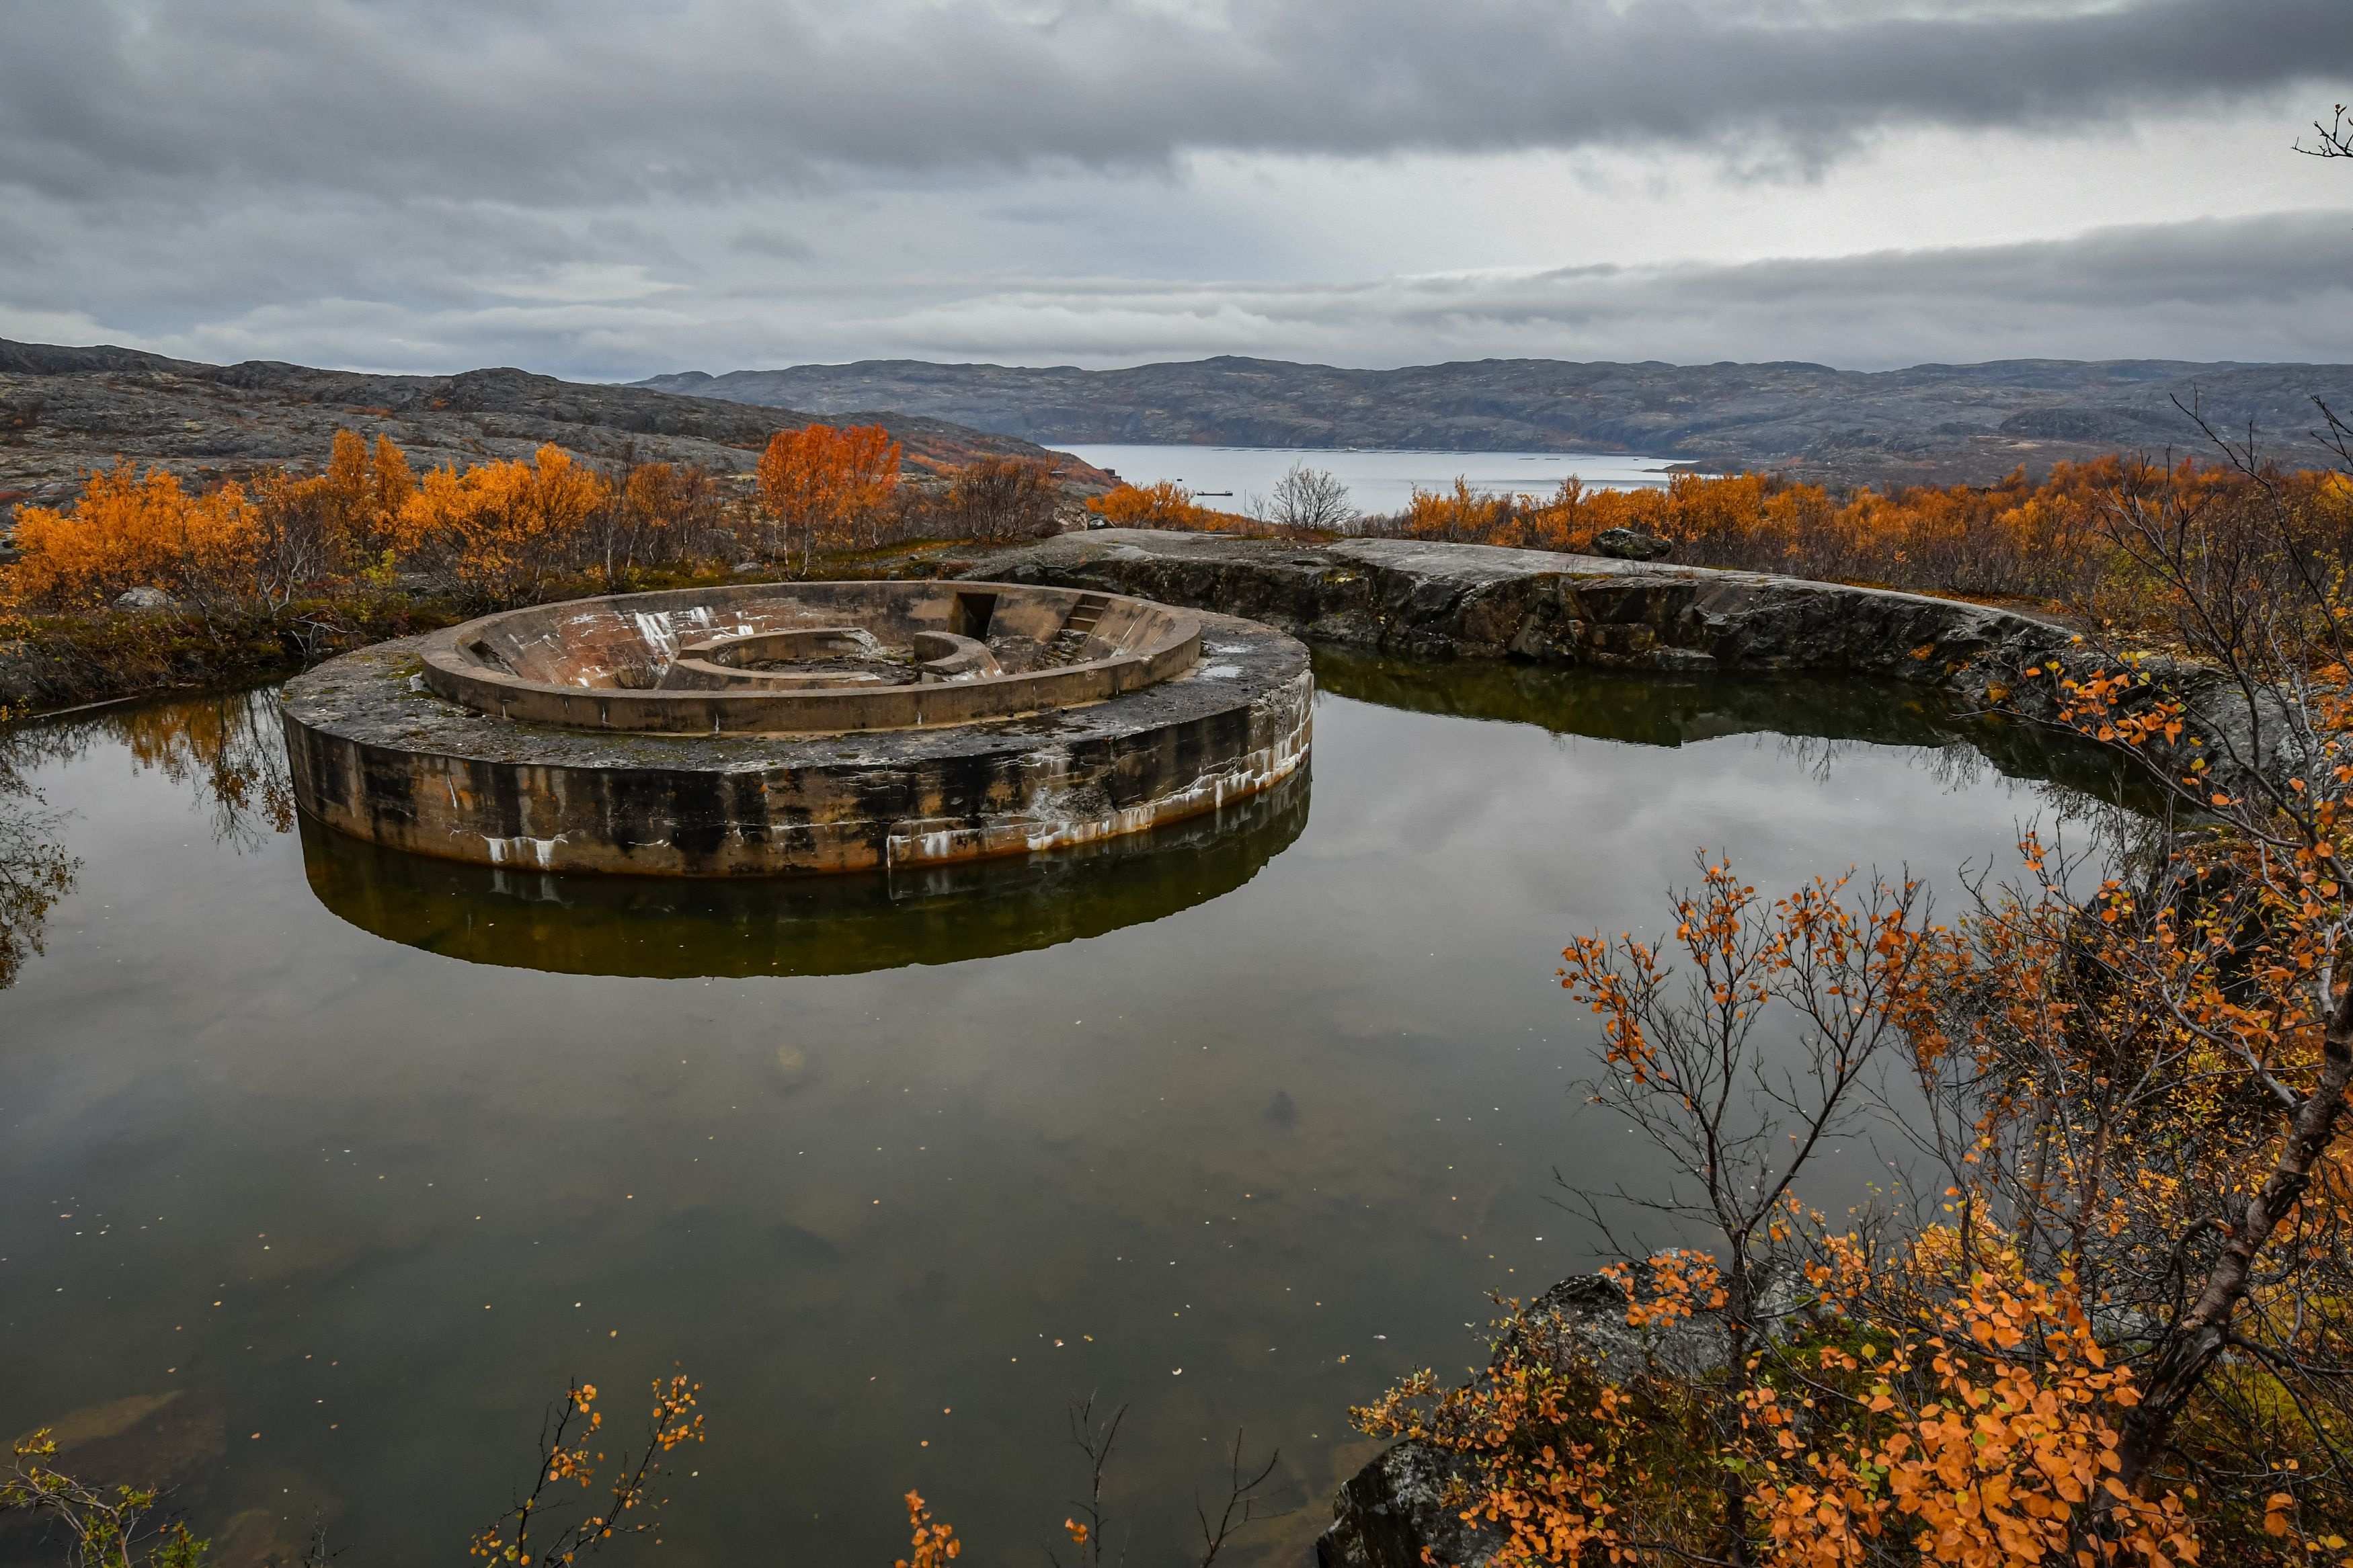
[0,339,1111,518]
[642,355,2353,489]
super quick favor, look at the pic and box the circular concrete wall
[280,582,1312,877]
[415,580,1206,734]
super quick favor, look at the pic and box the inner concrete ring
[420,580,1203,734]
[280,581,1313,878]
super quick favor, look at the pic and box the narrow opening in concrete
[465,638,514,674]
[951,592,998,640]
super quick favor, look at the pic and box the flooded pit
[0,653,2127,1567]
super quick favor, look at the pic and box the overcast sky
[2,0,2348,378]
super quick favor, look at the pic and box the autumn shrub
[943,455,1063,542]
[393,444,609,607]
[1318,458,2353,626]
[575,459,729,589]
[1084,479,1206,528]
[754,423,902,567]
[1353,1247,2204,1566]
[11,464,262,611]
[1082,480,1262,533]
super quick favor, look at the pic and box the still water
[1058,446,1679,518]
[0,657,2118,1567]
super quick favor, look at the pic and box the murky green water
[0,655,2122,1567]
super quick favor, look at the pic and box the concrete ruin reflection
[296,766,1312,978]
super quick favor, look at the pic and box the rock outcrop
[969,530,2299,829]
[965,530,2073,707]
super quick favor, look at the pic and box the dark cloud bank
[5,0,2346,195]
[0,1,2346,377]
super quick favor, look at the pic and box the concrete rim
[417,579,1203,735]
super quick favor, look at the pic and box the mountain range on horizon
[637,354,2353,489]
[5,336,2350,518]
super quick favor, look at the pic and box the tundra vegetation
[0,425,1070,716]
[1090,441,2353,632]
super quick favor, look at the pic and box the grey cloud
[727,227,815,262]
[1,0,2344,205]
[42,207,2347,378]
[830,210,2353,370]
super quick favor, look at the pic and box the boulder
[112,585,177,610]
[1318,1438,1499,1568]
[1593,528,1673,561]
[1314,1274,1750,1568]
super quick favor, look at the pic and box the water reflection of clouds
[0,665,2162,1565]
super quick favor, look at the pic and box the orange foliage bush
[1749,1266,2198,1567]
[1082,481,1260,534]
[1309,460,2353,620]
[893,1491,960,1568]
[395,444,610,607]
[1357,1245,2203,1567]
[1084,480,1207,528]
[755,423,902,565]
[11,464,266,611]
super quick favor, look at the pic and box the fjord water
[0,661,2119,1567]
[1058,445,1681,515]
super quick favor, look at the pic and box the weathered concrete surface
[966,530,2074,702]
[420,581,1199,734]
[280,606,1309,876]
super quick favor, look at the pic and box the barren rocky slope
[0,339,1107,516]
[640,355,2353,487]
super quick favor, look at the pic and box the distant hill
[0,340,1106,513]
[635,356,2353,487]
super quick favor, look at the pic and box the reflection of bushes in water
[103,690,295,850]
[0,739,77,991]
[0,688,294,991]
[44,688,294,848]
[298,765,1313,979]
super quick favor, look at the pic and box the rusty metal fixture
[280,580,1312,878]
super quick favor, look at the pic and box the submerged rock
[17,1388,227,1487]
